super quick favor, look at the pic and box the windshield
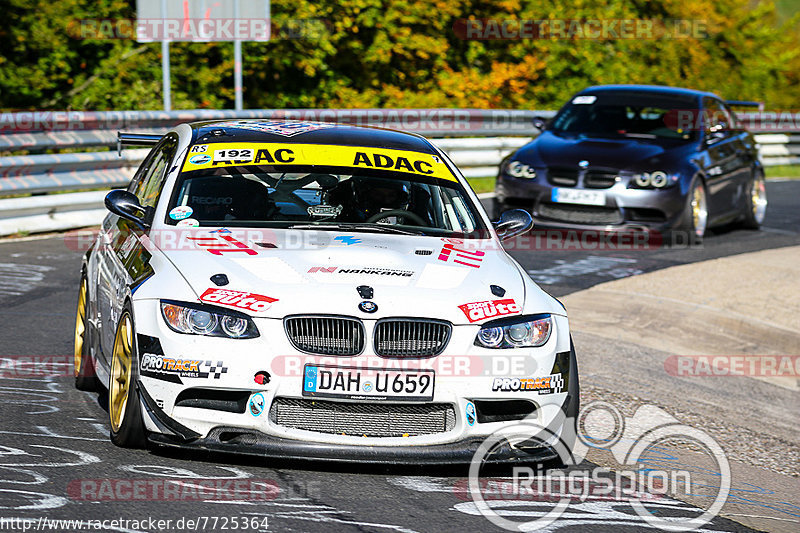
[550,92,699,141]
[165,165,487,237]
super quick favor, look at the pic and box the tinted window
[166,166,486,237]
[550,92,699,140]
[129,134,178,209]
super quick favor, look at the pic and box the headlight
[160,300,259,339]
[631,171,676,189]
[475,315,552,348]
[505,160,537,179]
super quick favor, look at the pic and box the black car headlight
[505,160,537,179]
[161,300,259,339]
[630,171,678,189]
[475,315,552,348]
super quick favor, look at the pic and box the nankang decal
[140,354,228,380]
[458,298,521,323]
[491,374,564,395]
[307,266,413,277]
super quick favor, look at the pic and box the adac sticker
[458,298,521,323]
[180,142,456,182]
[465,401,476,426]
[249,392,265,417]
[200,288,278,313]
[169,205,193,220]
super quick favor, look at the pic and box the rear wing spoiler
[725,100,764,111]
[117,132,162,155]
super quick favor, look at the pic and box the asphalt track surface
[0,180,797,533]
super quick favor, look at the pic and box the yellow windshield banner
[182,142,456,182]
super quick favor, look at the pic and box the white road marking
[0,263,53,297]
[527,256,641,284]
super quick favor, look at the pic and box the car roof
[576,84,718,102]
[188,120,439,153]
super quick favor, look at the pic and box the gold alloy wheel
[109,313,133,433]
[74,279,87,378]
[691,184,708,237]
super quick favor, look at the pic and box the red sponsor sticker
[458,298,520,323]
[200,288,278,313]
[438,241,485,268]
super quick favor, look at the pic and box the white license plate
[302,365,435,402]
[551,188,606,206]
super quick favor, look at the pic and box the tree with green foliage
[0,0,797,111]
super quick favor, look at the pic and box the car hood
[517,131,690,170]
[156,229,562,324]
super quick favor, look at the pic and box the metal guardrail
[0,108,797,236]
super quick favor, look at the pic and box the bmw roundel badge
[358,301,378,314]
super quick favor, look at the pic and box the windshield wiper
[287,223,423,236]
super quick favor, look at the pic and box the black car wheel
[739,171,767,229]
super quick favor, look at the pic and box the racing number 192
[215,149,253,161]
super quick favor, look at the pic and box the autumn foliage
[0,0,797,111]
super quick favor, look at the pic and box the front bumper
[132,301,577,463]
[147,428,559,465]
[496,172,687,233]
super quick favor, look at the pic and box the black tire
[673,177,708,245]
[74,275,98,391]
[108,304,147,448]
[739,170,767,229]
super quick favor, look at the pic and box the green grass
[765,165,800,179]
[466,176,496,194]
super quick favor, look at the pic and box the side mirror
[493,209,533,241]
[104,189,149,230]
[532,116,548,131]
[705,130,726,145]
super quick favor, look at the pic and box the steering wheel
[365,209,428,226]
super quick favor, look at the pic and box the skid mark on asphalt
[527,256,642,285]
[0,263,54,297]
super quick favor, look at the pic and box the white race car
[74,120,579,463]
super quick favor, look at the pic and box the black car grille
[269,398,457,437]
[374,319,452,358]
[537,203,623,225]
[547,167,579,186]
[584,171,619,189]
[285,316,365,356]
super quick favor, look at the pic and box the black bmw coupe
[495,85,767,242]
